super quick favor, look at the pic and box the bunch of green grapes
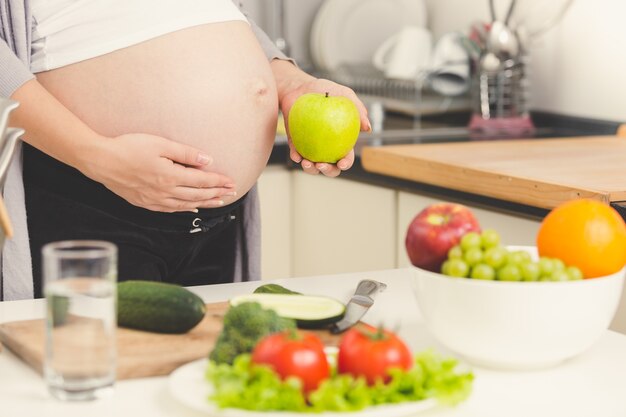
[440,229,584,282]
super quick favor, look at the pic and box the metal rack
[313,64,472,119]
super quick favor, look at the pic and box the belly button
[251,79,270,98]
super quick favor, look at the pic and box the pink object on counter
[468,114,536,139]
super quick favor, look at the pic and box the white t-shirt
[30,0,248,73]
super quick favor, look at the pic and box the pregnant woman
[0,1,370,299]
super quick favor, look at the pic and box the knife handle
[355,279,387,298]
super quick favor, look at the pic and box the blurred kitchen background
[247,0,626,333]
[242,0,626,123]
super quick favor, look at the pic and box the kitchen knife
[330,279,387,334]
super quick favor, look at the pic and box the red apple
[405,203,481,272]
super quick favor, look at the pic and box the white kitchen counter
[1,268,625,417]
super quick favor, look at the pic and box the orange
[537,199,626,278]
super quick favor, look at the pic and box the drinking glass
[43,240,117,401]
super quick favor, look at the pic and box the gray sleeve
[0,41,35,98]
[233,1,297,65]
[248,17,293,63]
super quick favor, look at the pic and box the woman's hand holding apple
[277,75,371,177]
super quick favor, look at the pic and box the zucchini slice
[229,293,345,329]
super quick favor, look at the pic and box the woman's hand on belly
[85,133,236,213]
[272,61,371,178]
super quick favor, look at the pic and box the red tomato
[338,325,412,385]
[251,330,330,393]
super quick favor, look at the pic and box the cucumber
[253,283,301,295]
[117,280,206,334]
[229,293,345,329]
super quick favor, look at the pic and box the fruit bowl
[411,246,625,370]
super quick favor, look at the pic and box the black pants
[24,145,243,298]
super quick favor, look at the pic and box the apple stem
[325,92,329,98]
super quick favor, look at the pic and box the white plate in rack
[311,0,428,72]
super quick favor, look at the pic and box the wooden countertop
[361,135,626,209]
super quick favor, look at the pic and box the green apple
[288,92,360,163]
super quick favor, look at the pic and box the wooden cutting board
[0,302,355,380]
[361,136,626,209]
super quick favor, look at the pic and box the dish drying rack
[313,64,471,117]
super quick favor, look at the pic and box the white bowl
[411,246,625,370]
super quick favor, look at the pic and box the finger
[196,199,235,209]
[341,88,371,132]
[160,140,214,167]
[173,164,236,189]
[161,198,225,213]
[172,186,237,202]
[336,150,355,171]
[288,142,303,163]
[316,163,341,177]
[143,203,194,214]
[301,159,320,175]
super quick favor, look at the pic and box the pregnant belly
[36,21,278,205]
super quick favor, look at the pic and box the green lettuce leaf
[205,350,473,412]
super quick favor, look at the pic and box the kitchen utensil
[0,127,24,188]
[0,99,23,268]
[472,52,531,129]
[0,301,363,380]
[488,20,519,58]
[470,0,529,134]
[0,196,13,240]
[0,98,19,140]
[412,246,625,370]
[486,0,520,57]
[270,0,289,56]
[0,98,24,190]
[488,0,517,24]
[310,0,427,72]
[330,279,387,334]
[372,26,433,80]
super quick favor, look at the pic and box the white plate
[311,0,427,72]
[168,358,438,417]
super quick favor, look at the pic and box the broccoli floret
[209,301,295,364]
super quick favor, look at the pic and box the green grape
[506,251,530,266]
[516,251,532,264]
[483,246,508,269]
[538,257,555,277]
[447,259,469,278]
[498,264,522,281]
[447,245,463,260]
[460,232,482,251]
[520,262,541,281]
[480,229,501,249]
[441,260,452,275]
[470,263,496,280]
[552,258,566,271]
[463,247,484,267]
[550,270,570,282]
[566,266,584,281]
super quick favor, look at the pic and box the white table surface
[1,268,626,417]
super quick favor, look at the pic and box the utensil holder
[468,54,535,136]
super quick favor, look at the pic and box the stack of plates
[311,0,428,72]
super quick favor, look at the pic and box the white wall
[244,0,626,122]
